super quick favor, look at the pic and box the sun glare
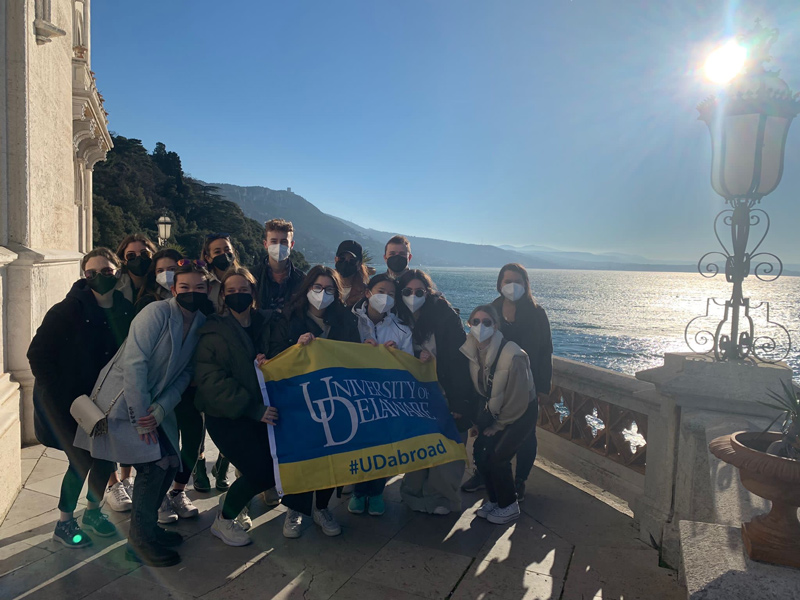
[704,41,747,84]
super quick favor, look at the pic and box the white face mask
[307,289,334,311]
[268,243,291,263]
[403,293,426,313]
[501,282,525,302]
[368,293,394,314]
[470,323,495,343]
[155,270,175,291]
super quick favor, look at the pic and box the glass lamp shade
[699,72,799,200]
[157,215,173,241]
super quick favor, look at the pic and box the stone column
[635,352,793,569]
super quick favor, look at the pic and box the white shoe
[313,508,341,537]
[283,509,303,539]
[169,490,199,519]
[487,501,520,524]
[236,506,252,531]
[476,500,498,519]
[261,487,281,507]
[122,477,134,498]
[432,506,451,516]
[157,496,178,524]
[105,482,132,512]
[211,513,251,546]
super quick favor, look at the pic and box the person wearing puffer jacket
[460,304,537,525]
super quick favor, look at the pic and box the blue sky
[91,1,800,262]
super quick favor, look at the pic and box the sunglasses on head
[205,232,231,242]
[84,267,116,280]
[125,249,152,260]
[470,318,494,327]
[177,259,208,268]
[401,288,426,298]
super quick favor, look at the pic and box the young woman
[115,233,158,303]
[349,274,413,516]
[281,265,360,539]
[460,304,537,525]
[462,264,553,500]
[74,260,211,567]
[193,268,288,547]
[27,248,134,549]
[333,240,369,308]
[395,270,478,515]
[134,249,182,313]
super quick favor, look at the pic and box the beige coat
[460,331,535,430]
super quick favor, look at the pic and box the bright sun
[704,41,747,84]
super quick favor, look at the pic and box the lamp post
[156,214,173,247]
[686,22,799,362]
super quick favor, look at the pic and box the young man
[255,219,306,311]
[383,235,412,280]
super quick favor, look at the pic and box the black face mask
[175,292,208,313]
[386,255,408,274]
[225,292,253,314]
[126,256,152,277]
[336,261,358,279]
[211,253,233,272]
[87,273,117,295]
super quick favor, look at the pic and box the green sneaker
[348,495,366,514]
[367,494,385,516]
[81,509,117,538]
[53,518,92,548]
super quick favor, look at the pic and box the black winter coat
[254,259,306,312]
[286,301,361,344]
[491,296,553,395]
[409,296,481,430]
[27,281,134,450]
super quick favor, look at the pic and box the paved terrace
[1,442,684,600]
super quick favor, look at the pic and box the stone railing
[536,357,667,508]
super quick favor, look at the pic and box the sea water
[425,267,800,378]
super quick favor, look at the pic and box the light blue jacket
[75,297,205,464]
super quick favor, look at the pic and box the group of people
[27,219,553,568]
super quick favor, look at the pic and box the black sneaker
[153,527,184,547]
[515,479,526,503]
[125,542,181,567]
[461,471,486,492]
[212,455,231,491]
[192,458,211,493]
[81,509,117,538]
[53,518,93,548]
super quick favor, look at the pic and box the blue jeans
[129,460,178,548]
[353,478,386,498]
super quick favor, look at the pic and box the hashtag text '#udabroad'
[348,439,449,474]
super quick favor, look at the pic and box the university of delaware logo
[301,376,359,448]
[300,374,439,448]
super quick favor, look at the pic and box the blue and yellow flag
[257,339,466,495]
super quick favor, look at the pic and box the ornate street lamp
[686,22,799,362]
[156,214,173,247]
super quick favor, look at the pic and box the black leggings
[282,488,335,516]
[205,415,275,519]
[173,387,205,485]
[474,401,539,508]
[59,441,117,513]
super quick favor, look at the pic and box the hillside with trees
[92,135,308,271]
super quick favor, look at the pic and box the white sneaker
[313,508,341,537]
[283,509,303,539]
[211,513,251,546]
[432,506,451,516]
[487,501,521,524]
[236,505,252,531]
[122,477,135,498]
[476,500,498,519]
[105,482,132,512]
[157,495,178,524]
[261,487,281,507]
[169,490,199,518]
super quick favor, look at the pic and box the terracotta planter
[709,431,800,569]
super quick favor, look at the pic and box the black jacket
[27,281,134,450]
[194,309,289,420]
[254,259,306,312]
[286,301,361,344]
[410,296,481,430]
[491,296,553,395]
